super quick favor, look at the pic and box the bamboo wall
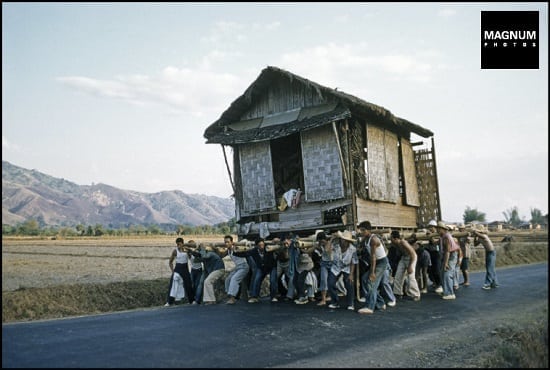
[301,125,344,202]
[366,124,399,203]
[384,130,399,202]
[239,141,276,212]
[356,197,417,228]
[401,138,420,206]
[415,146,440,226]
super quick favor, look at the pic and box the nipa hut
[204,66,441,239]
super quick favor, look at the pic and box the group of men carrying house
[164,219,499,312]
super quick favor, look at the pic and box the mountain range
[2,161,235,228]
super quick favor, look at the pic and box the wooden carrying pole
[403,230,475,241]
[222,144,237,196]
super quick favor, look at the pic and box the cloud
[437,9,456,18]
[56,20,287,116]
[2,136,21,152]
[57,66,244,117]
[255,21,281,31]
[334,14,350,23]
[198,49,243,70]
[200,20,280,47]
[57,77,134,99]
[279,42,441,90]
[200,21,246,45]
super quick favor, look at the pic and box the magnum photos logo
[481,11,539,69]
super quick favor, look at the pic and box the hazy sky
[2,2,548,223]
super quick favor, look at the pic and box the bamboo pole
[403,230,475,241]
[222,145,237,196]
[332,121,349,185]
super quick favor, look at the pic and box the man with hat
[327,230,358,311]
[437,221,460,299]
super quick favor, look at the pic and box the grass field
[1,235,223,292]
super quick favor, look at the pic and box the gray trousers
[202,269,225,303]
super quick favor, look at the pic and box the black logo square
[481,11,539,69]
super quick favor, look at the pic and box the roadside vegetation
[1,218,237,238]
[481,307,548,368]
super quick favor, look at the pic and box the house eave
[203,66,434,143]
[205,106,352,145]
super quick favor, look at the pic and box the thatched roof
[204,66,433,145]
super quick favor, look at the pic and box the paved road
[3,263,548,368]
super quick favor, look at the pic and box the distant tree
[75,224,85,236]
[195,225,211,235]
[135,225,146,235]
[94,224,104,236]
[213,218,236,234]
[219,225,231,235]
[148,225,161,235]
[2,224,15,235]
[58,227,77,237]
[180,225,195,235]
[503,206,523,227]
[530,208,545,225]
[127,225,137,235]
[18,219,40,236]
[86,225,94,236]
[43,226,58,236]
[463,206,486,223]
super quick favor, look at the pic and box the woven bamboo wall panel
[301,125,344,201]
[367,125,399,202]
[414,148,440,225]
[239,141,276,212]
[401,138,420,206]
[356,197,417,228]
[384,130,399,203]
[366,125,387,200]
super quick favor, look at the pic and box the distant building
[488,221,505,232]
